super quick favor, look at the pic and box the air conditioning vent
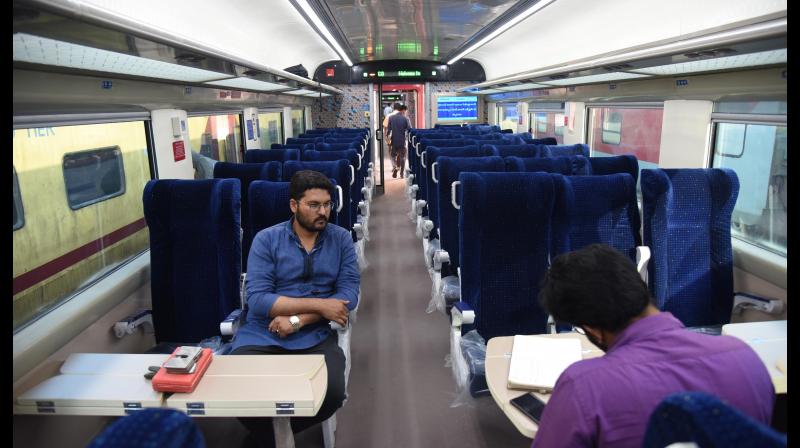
[243,69,264,77]
[175,53,205,63]
[602,63,633,71]
[684,48,736,58]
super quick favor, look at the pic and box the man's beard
[296,212,328,232]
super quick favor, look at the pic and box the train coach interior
[13,0,787,447]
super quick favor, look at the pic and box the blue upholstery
[270,143,303,150]
[143,179,241,343]
[641,168,739,327]
[521,136,558,145]
[437,156,505,275]
[540,143,590,158]
[282,160,352,232]
[213,161,281,272]
[488,144,540,157]
[247,181,293,244]
[504,155,590,175]
[315,142,360,152]
[643,391,786,448]
[458,172,568,340]
[563,174,642,260]
[87,409,205,448]
[244,148,300,163]
[426,145,492,233]
[286,137,322,146]
[588,155,639,184]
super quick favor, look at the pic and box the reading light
[293,0,353,66]
[447,0,556,65]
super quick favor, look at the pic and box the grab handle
[431,162,439,184]
[336,185,344,213]
[451,181,461,209]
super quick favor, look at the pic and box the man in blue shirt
[231,170,360,447]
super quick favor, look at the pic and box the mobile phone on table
[510,393,546,424]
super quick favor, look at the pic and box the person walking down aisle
[383,102,400,176]
[387,104,411,178]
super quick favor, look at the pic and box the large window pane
[588,107,663,178]
[188,113,243,162]
[530,112,565,143]
[291,109,305,137]
[498,103,519,131]
[258,111,283,148]
[13,122,151,330]
[712,122,786,256]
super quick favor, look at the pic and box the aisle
[335,174,531,447]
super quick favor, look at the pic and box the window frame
[62,145,127,210]
[258,109,285,148]
[600,111,623,145]
[13,166,25,231]
[709,112,787,258]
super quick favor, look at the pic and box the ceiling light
[630,49,786,75]
[476,89,505,94]
[304,92,331,97]
[293,0,353,66]
[205,77,290,91]
[448,0,556,65]
[13,33,232,83]
[539,72,650,86]
[496,82,551,91]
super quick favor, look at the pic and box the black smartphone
[510,393,546,424]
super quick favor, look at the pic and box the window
[601,112,622,144]
[13,166,24,231]
[13,121,151,331]
[531,112,565,143]
[497,103,519,131]
[587,106,664,179]
[712,119,786,256]
[188,113,243,162]
[258,111,284,148]
[291,109,305,137]
[63,147,126,209]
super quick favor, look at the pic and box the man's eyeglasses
[573,326,586,335]
[303,201,334,211]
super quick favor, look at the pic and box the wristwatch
[289,315,301,332]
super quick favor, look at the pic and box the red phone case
[151,347,213,393]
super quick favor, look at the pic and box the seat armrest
[353,223,365,241]
[113,309,154,338]
[433,249,450,271]
[636,246,650,284]
[733,293,784,315]
[220,308,242,336]
[451,302,475,328]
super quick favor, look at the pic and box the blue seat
[87,408,205,448]
[487,144,540,157]
[643,391,786,448]
[562,174,642,260]
[521,136,558,145]
[436,156,505,278]
[451,172,569,396]
[142,179,241,344]
[641,168,739,327]
[504,155,590,175]
[244,148,300,163]
[303,149,363,229]
[540,143,590,158]
[425,145,491,238]
[588,154,639,183]
[270,143,304,150]
[286,137,322,146]
[213,161,281,272]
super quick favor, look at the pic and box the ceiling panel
[321,0,523,62]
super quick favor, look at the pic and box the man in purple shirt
[532,244,775,448]
[231,170,360,448]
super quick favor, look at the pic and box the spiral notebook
[507,335,582,392]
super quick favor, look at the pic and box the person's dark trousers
[233,334,346,448]
[394,145,408,176]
